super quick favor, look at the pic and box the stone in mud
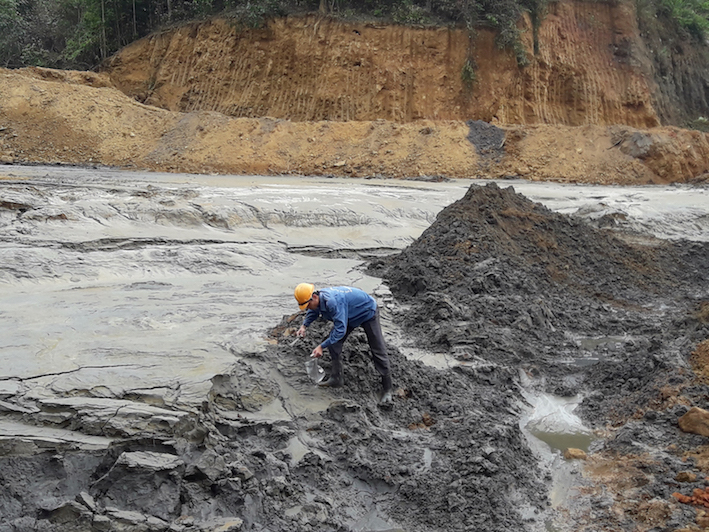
[44,500,93,524]
[675,471,698,483]
[92,514,112,531]
[93,451,184,520]
[678,407,709,437]
[188,448,228,481]
[76,491,98,512]
[36,396,194,438]
[563,448,587,460]
[105,506,148,524]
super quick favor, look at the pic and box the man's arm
[297,308,319,337]
[303,308,319,327]
[320,296,347,349]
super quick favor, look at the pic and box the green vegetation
[461,58,476,87]
[688,116,709,132]
[1,0,708,71]
[658,0,709,39]
[638,0,709,40]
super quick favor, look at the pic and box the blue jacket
[304,286,377,349]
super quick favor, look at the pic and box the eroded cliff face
[102,1,698,128]
[636,3,709,126]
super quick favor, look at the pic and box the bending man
[294,283,393,403]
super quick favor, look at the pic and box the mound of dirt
[2,67,709,183]
[263,318,547,532]
[370,182,707,394]
[377,182,675,298]
[367,182,709,530]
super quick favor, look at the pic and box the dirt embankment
[103,6,660,127]
[2,1,709,183]
[1,66,709,184]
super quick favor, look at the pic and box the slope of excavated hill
[104,7,663,127]
[101,3,709,128]
[2,66,709,183]
[2,0,709,183]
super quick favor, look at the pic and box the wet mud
[1,178,708,532]
[369,183,709,531]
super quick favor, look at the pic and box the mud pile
[0,315,549,532]
[370,183,709,530]
[267,318,548,531]
[371,183,707,379]
[4,67,709,183]
[1,181,708,532]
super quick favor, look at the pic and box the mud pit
[0,167,708,532]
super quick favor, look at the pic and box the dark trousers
[327,309,390,379]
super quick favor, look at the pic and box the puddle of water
[520,379,595,456]
[399,347,459,370]
[527,428,594,454]
[350,508,404,532]
[575,335,630,350]
[285,436,309,466]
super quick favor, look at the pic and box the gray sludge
[368,183,709,531]
[1,178,708,532]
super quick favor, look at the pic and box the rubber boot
[319,357,343,388]
[380,374,393,404]
[381,374,392,393]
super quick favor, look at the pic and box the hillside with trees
[1,0,709,181]
[2,0,709,78]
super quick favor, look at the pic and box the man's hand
[310,344,323,358]
[296,325,307,338]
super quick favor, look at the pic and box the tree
[0,0,24,67]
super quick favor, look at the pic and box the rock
[678,407,709,437]
[93,453,184,520]
[620,131,654,159]
[191,448,228,481]
[76,491,98,513]
[197,517,243,531]
[36,397,193,437]
[231,463,254,481]
[105,506,148,524]
[116,451,185,471]
[46,500,92,523]
[564,448,587,460]
[147,515,170,531]
[93,514,112,531]
[675,471,698,483]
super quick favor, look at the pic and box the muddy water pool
[0,165,707,448]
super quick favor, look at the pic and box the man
[294,283,393,404]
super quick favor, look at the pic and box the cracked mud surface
[0,169,708,531]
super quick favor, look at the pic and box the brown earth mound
[2,67,709,183]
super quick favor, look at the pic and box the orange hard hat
[294,283,315,310]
